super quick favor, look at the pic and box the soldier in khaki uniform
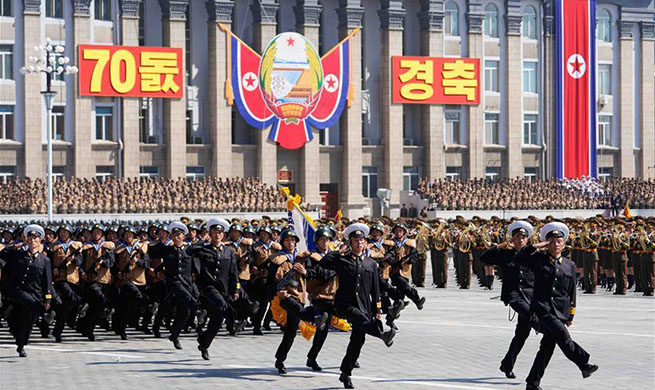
[78,224,115,341]
[271,229,328,375]
[385,223,426,310]
[428,221,451,288]
[113,226,150,340]
[49,224,86,343]
[226,223,253,335]
[249,225,281,335]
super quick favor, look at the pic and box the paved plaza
[1,269,653,390]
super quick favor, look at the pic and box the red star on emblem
[286,36,295,46]
[326,76,337,89]
[245,74,256,87]
[570,56,583,73]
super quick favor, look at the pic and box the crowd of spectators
[0,177,290,214]
[417,177,655,210]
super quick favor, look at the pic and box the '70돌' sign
[391,56,480,105]
[78,44,183,98]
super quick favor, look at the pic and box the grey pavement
[1,269,653,390]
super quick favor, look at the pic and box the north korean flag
[555,0,597,179]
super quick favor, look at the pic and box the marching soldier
[610,224,630,295]
[411,222,429,288]
[384,223,426,310]
[368,223,405,328]
[305,226,337,371]
[226,223,253,335]
[148,222,201,350]
[79,224,115,341]
[318,223,396,389]
[516,222,598,390]
[270,229,328,375]
[0,225,54,357]
[190,218,238,360]
[49,224,86,343]
[580,226,599,294]
[113,226,150,340]
[149,224,171,338]
[249,225,281,335]
[453,224,474,289]
[481,221,535,379]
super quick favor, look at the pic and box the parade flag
[623,201,632,219]
[555,0,597,179]
[220,24,356,150]
[281,187,316,252]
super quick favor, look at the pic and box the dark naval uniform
[481,246,535,376]
[190,241,238,356]
[1,245,54,353]
[516,244,595,389]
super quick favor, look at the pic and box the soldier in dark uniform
[78,224,116,341]
[0,225,54,357]
[190,218,239,360]
[367,223,404,329]
[516,222,598,390]
[481,221,535,379]
[49,224,86,343]
[270,229,328,375]
[149,222,201,350]
[248,225,281,335]
[384,223,426,310]
[113,226,150,340]
[318,223,396,389]
[428,221,451,288]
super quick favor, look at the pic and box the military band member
[191,218,238,360]
[516,222,598,390]
[49,224,86,343]
[481,221,535,379]
[0,225,54,357]
[610,224,630,295]
[580,227,599,294]
[453,224,474,289]
[318,223,396,389]
[428,221,451,288]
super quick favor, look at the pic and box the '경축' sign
[392,56,480,105]
[78,44,183,98]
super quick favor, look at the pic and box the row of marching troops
[430,215,655,296]
[0,216,430,389]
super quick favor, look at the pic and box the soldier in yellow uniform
[113,226,150,340]
[78,224,116,341]
[49,224,86,343]
[249,225,281,335]
[384,223,426,310]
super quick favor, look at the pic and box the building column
[618,20,635,178]
[158,0,188,178]
[543,0,555,178]
[206,0,234,178]
[295,0,322,204]
[505,1,523,179]
[120,0,142,178]
[419,1,445,180]
[640,21,655,179]
[379,1,405,209]
[72,0,94,178]
[337,0,366,218]
[22,0,43,178]
[252,0,278,186]
[466,1,484,179]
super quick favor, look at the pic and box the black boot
[306,358,322,371]
[581,364,599,378]
[17,347,27,358]
[275,360,287,374]
[627,275,634,290]
[198,345,210,360]
[339,373,354,389]
[169,335,182,350]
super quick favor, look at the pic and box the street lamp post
[20,37,78,222]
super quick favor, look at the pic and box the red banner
[78,44,183,98]
[392,56,480,105]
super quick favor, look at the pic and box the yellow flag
[623,202,632,219]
